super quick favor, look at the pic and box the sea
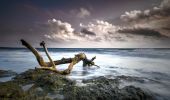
[0,48,170,100]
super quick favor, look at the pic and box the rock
[0,69,154,100]
[62,76,152,100]
[0,70,17,78]
[0,81,24,99]
[13,69,75,87]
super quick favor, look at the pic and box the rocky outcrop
[0,69,153,100]
[0,70,17,78]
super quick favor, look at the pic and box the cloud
[120,0,170,23]
[81,28,96,36]
[160,0,170,9]
[43,19,130,47]
[44,19,82,42]
[120,10,143,22]
[44,19,127,43]
[44,19,111,43]
[76,8,91,18]
[119,0,170,39]
[79,20,121,41]
[43,18,169,48]
[80,20,116,34]
[117,27,167,38]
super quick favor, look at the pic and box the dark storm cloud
[81,28,96,36]
[118,0,170,41]
[118,28,167,38]
[162,27,170,30]
[120,0,170,23]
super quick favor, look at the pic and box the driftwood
[20,39,99,75]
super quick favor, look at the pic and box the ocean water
[0,48,170,99]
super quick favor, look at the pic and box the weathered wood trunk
[20,39,99,75]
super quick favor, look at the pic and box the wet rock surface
[0,70,17,78]
[0,69,154,100]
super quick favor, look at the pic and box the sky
[0,0,170,48]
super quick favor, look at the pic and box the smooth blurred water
[0,48,170,99]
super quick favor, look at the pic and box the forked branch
[20,39,99,75]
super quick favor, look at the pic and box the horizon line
[0,47,170,49]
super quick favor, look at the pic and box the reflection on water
[0,48,170,99]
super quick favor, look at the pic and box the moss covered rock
[0,69,153,100]
[0,81,24,99]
